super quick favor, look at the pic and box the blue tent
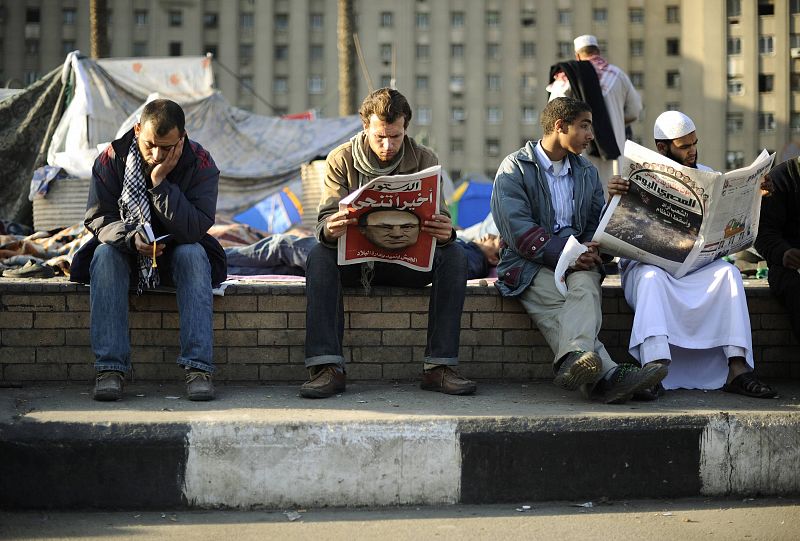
[234,186,303,233]
[449,174,494,228]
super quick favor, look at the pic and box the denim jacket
[490,141,604,297]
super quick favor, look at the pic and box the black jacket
[70,128,227,287]
[755,157,800,267]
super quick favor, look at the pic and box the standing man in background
[548,34,642,195]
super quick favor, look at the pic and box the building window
[25,40,39,55]
[759,35,774,54]
[631,72,644,88]
[520,73,536,91]
[791,34,800,48]
[487,43,500,60]
[666,6,680,23]
[168,10,182,27]
[630,40,644,56]
[239,76,253,96]
[558,42,572,58]
[275,45,288,60]
[666,39,680,56]
[758,0,775,16]
[451,44,464,58]
[26,8,40,23]
[24,71,39,85]
[380,12,394,27]
[169,42,182,56]
[451,11,465,27]
[487,74,501,91]
[449,75,465,93]
[240,44,253,65]
[728,78,744,95]
[791,112,800,132]
[63,40,76,56]
[310,13,324,29]
[416,44,430,60]
[380,43,392,63]
[274,77,288,93]
[308,76,325,94]
[759,112,776,132]
[487,11,500,27]
[727,113,744,132]
[135,10,148,26]
[521,9,536,27]
[759,74,774,93]
[558,10,571,25]
[666,102,681,111]
[593,8,607,23]
[416,75,429,90]
[727,0,742,16]
[63,8,77,25]
[203,12,218,29]
[792,0,800,13]
[487,107,502,124]
[416,12,429,29]
[666,71,681,89]
[417,107,431,125]
[629,8,644,23]
[522,106,537,124]
[726,151,745,169]
[451,139,464,153]
[380,75,392,88]
[521,41,536,57]
[275,13,289,30]
[792,73,800,91]
[727,37,742,55]
[486,138,500,157]
[240,13,254,29]
[310,44,324,61]
[451,106,466,123]
[132,42,147,56]
[204,44,217,57]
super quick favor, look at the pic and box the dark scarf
[549,60,620,160]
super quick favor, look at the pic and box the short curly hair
[359,88,412,129]
[540,97,592,135]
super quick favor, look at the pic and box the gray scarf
[350,131,405,186]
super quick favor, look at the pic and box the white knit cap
[573,34,599,52]
[653,111,696,140]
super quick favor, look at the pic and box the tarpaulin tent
[448,173,494,228]
[233,185,304,233]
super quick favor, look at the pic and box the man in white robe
[606,111,777,398]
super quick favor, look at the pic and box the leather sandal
[722,372,777,399]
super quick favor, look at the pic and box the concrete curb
[3,411,799,509]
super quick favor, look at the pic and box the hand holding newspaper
[592,141,774,278]
[337,165,441,272]
[554,236,588,296]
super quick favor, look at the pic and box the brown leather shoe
[299,364,346,398]
[420,366,476,395]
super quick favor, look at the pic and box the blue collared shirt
[533,141,573,233]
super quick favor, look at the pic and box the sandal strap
[737,372,773,394]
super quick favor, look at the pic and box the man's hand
[607,175,629,197]
[571,241,603,271]
[422,214,454,243]
[760,174,773,197]
[323,208,355,241]
[783,248,800,270]
[151,136,184,186]
[133,232,166,258]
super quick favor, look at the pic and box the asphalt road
[2,498,798,541]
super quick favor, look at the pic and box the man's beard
[665,148,698,168]
[142,161,155,180]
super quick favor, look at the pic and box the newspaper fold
[554,235,588,296]
[593,141,774,278]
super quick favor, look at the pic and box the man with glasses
[71,99,226,402]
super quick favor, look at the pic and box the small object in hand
[152,241,158,268]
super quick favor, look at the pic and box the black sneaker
[602,363,668,404]
[93,370,124,401]
[553,350,602,390]
[186,369,215,401]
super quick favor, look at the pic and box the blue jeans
[304,242,467,368]
[90,243,214,374]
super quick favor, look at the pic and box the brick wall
[0,277,797,383]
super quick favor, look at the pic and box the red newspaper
[337,165,441,271]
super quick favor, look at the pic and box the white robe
[621,259,753,390]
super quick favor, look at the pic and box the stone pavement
[2,380,799,509]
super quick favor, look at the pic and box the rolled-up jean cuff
[305,354,346,369]
[179,358,215,374]
[424,356,458,366]
[94,362,130,374]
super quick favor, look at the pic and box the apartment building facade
[2,0,798,178]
